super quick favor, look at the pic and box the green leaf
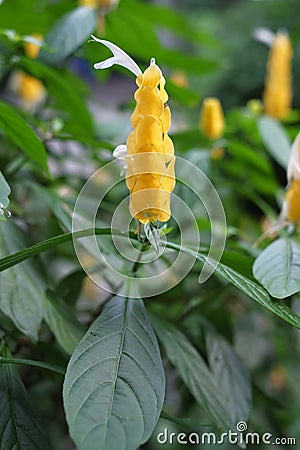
[0,345,52,450]
[165,242,300,329]
[0,228,136,272]
[151,315,234,431]
[63,296,165,450]
[0,355,65,375]
[206,332,252,424]
[0,171,10,210]
[56,269,86,306]
[258,116,291,169]
[18,57,94,136]
[39,7,97,65]
[0,221,45,341]
[0,101,48,173]
[167,80,200,107]
[253,237,300,299]
[44,292,85,354]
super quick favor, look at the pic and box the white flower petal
[113,144,128,159]
[91,36,142,77]
[253,27,275,46]
[287,132,300,182]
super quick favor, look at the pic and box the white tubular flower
[287,131,300,182]
[253,27,275,46]
[91,35,141,76]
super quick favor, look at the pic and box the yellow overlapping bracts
[200,97,224,140]
[263,32,293,120]
[284,180,300,223]
[126,59,175,224]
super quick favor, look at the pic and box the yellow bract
[79,0,117,9]
[200,97,225,140]
[263,32,293,120]
[284,180,300,224]
[24,34,43,59]
[126,60,175,224]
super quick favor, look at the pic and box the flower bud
[200,97,224,140]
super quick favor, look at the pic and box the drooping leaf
[0,101,48,173]
[39,7,97,65]
[63,296,165,450]
[151,314,234,431]
[253,237,300,299]
[206,332,252,424]
[258,116,291,169]
[0,221,45,341]
[44,292,85,355]
[166,242,300,329]
[0,345,52,450]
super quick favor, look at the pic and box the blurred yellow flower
[79,0,119,11]
[263,32,293,120]
[10,34,45,111]
[170,70,188,88]
[246,99,263,115]
[24,33,43,59]
[284,180,300,224]
[200,97,224,140]
[282,132,300,224]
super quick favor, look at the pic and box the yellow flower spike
[200,97,225,140]
[92,37,175,224]
[263,31,293,120]
[284,180,300,224]
[281,132,300,225]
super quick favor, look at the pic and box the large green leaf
[63,296,165,450]
[0,101,48,173]
[206,332,252,424]
[39,7,97,65]
[0,345,52,450]
[0,221,45,341]
[151,315,234,431]
[258,116,291,169]
[166,242,300,329]
[253,237,300,299]
[44,292,85,355]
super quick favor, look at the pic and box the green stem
[0,227,138,272]
[0,356,65,375]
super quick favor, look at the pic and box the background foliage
[0,0,300,449]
